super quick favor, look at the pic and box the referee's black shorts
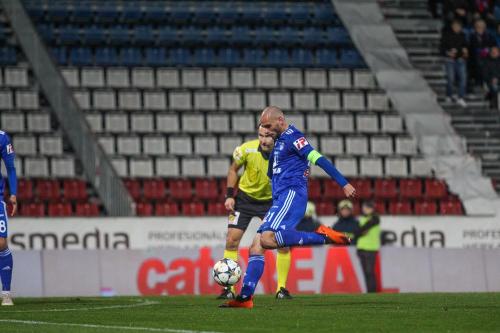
[227,191,272,231]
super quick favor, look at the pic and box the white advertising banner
[7,216,500,250]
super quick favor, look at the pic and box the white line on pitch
[0,319,222,333]
[0,299,159,313]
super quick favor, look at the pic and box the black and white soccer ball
[212,258,242,287]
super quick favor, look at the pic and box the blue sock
[0,248,13,291]
[240,255,265,299]
[275,230,326,247]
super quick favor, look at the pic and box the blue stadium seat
[0,47,17,65]
[218,4,239,25]
[133,25,155,45]
[276,27,301,46]
[194,48,216,66]
[291,48,313,67]
[46,3,70,22]
[37,24,55,43]
[240,5,262,24]
[81,25,107,45]
[302,27,324,47]
[122,3,143,22]
[120,47,143,66]
[169,48,192,66]
[267,48,289,67]
[144,4,168,23]
[0,26,5,42]
[158,27,179,46]
[145,48,167,66]
[263,4,288,26]
[58,25,81,45]
[95,4,121,23]
[70,47,92,66]
[254,27,276,46]
[107,26,129,46]
[94,47,118,66]
[25,3,45,21]
[494,5,500,20]
[217,48,241,66]
[339,49,365,68]
[180,26,203,45]
[243,48,265,67]
[289,4,311,26]
[315,48,337,67]
[72,3,94,23]
[169,5,191,25]
[51,47,67,65]
[206,27,227,46]
[326,27,351,44]
[313,5,337,26]
[193,4,216,24]
[229,26,252,45]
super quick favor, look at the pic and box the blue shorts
[258,188,307,233]
[0,201,8,238]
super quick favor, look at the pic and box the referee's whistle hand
[225,198,236,211]
[343,184,356,198]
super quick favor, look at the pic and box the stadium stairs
[380,0,500,195]
[3,0,466,216]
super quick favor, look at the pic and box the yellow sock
[223,249,238,293]
[276,251,291,292]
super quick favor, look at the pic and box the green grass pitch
[0,293,499,332]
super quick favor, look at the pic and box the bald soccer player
[221,106,356,308]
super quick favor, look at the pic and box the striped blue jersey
[0,131,16,196]
[269,125,314,197]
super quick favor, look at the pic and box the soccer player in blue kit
[221,106,356,308]
[0,130,17,306]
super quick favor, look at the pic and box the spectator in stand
[443,0,471,25]
[496,22,500,46]
[472,0,496,27]
[296,201,322,232]
[331,200,358,244]
[469,19,497,85]
[441,19,469,107]
[428,0,442,18]
[482,46,500,107]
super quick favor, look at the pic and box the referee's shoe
[275,287,293,300]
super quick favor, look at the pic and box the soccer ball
[212,258,242,287]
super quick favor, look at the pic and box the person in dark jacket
[355,201,381,293]
[469,19,497,84]
[331,200,358,243]
[443,0,471,25]
[296,201,322,232]
[482,46,500,107]
[441,19,469,106]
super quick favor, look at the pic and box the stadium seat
[323,179,345,199]
[17,179,34,200]
[48,202,73,217]
[136,202,154,216]
[308,178,322,200]
[440,199,464,215]
[374,200,387,215]
[424,179,447,199]
[414,200,437,215]
[169,179,193,201]
[75,202,100,217]
[316,201,335,216]
[143,179,166,200]
[195,178,219,200]
[399,179,422,199]
[182,202,205,216]
[388,200,412,215]
[124,179,141,200]
[36,179,61,201]
[207,202,226,216]
[350,179,372,199]
[374,179,397,199]
[20,202,45,217]
[63,179,88,201]
[155,202,180,216]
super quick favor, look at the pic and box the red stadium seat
[323,179,345,199]
[124,179,141,200]
[207,202,226,216]
[374,179,397,199]
[63,179,88,201]
[308,178,322,200]
[17,179,34,200]
[75,202,99,216]
[48,202,73,217]
[414,200,438,215]
[155,202,179,216]
[351,201,361,216]
[424,179,447,199]
[36,179,61,201]
[374,200,387,215]
[350,179,372,199]
[316,201,335,216]
[399,179,422,199]
[182,202,205,216]
[20,202,45,216]
[169,179,193,201]
[388,200,412,215]
[143,179,166,200]
[439,199,464,215]
[195,178,219,200]
[136,202,153,216]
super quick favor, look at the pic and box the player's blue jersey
[269,125,314,197]
[0,131,16,197]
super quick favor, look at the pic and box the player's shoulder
[282,125,306,141]
[0,130,10,143]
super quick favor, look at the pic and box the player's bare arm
[224,161,242,211]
